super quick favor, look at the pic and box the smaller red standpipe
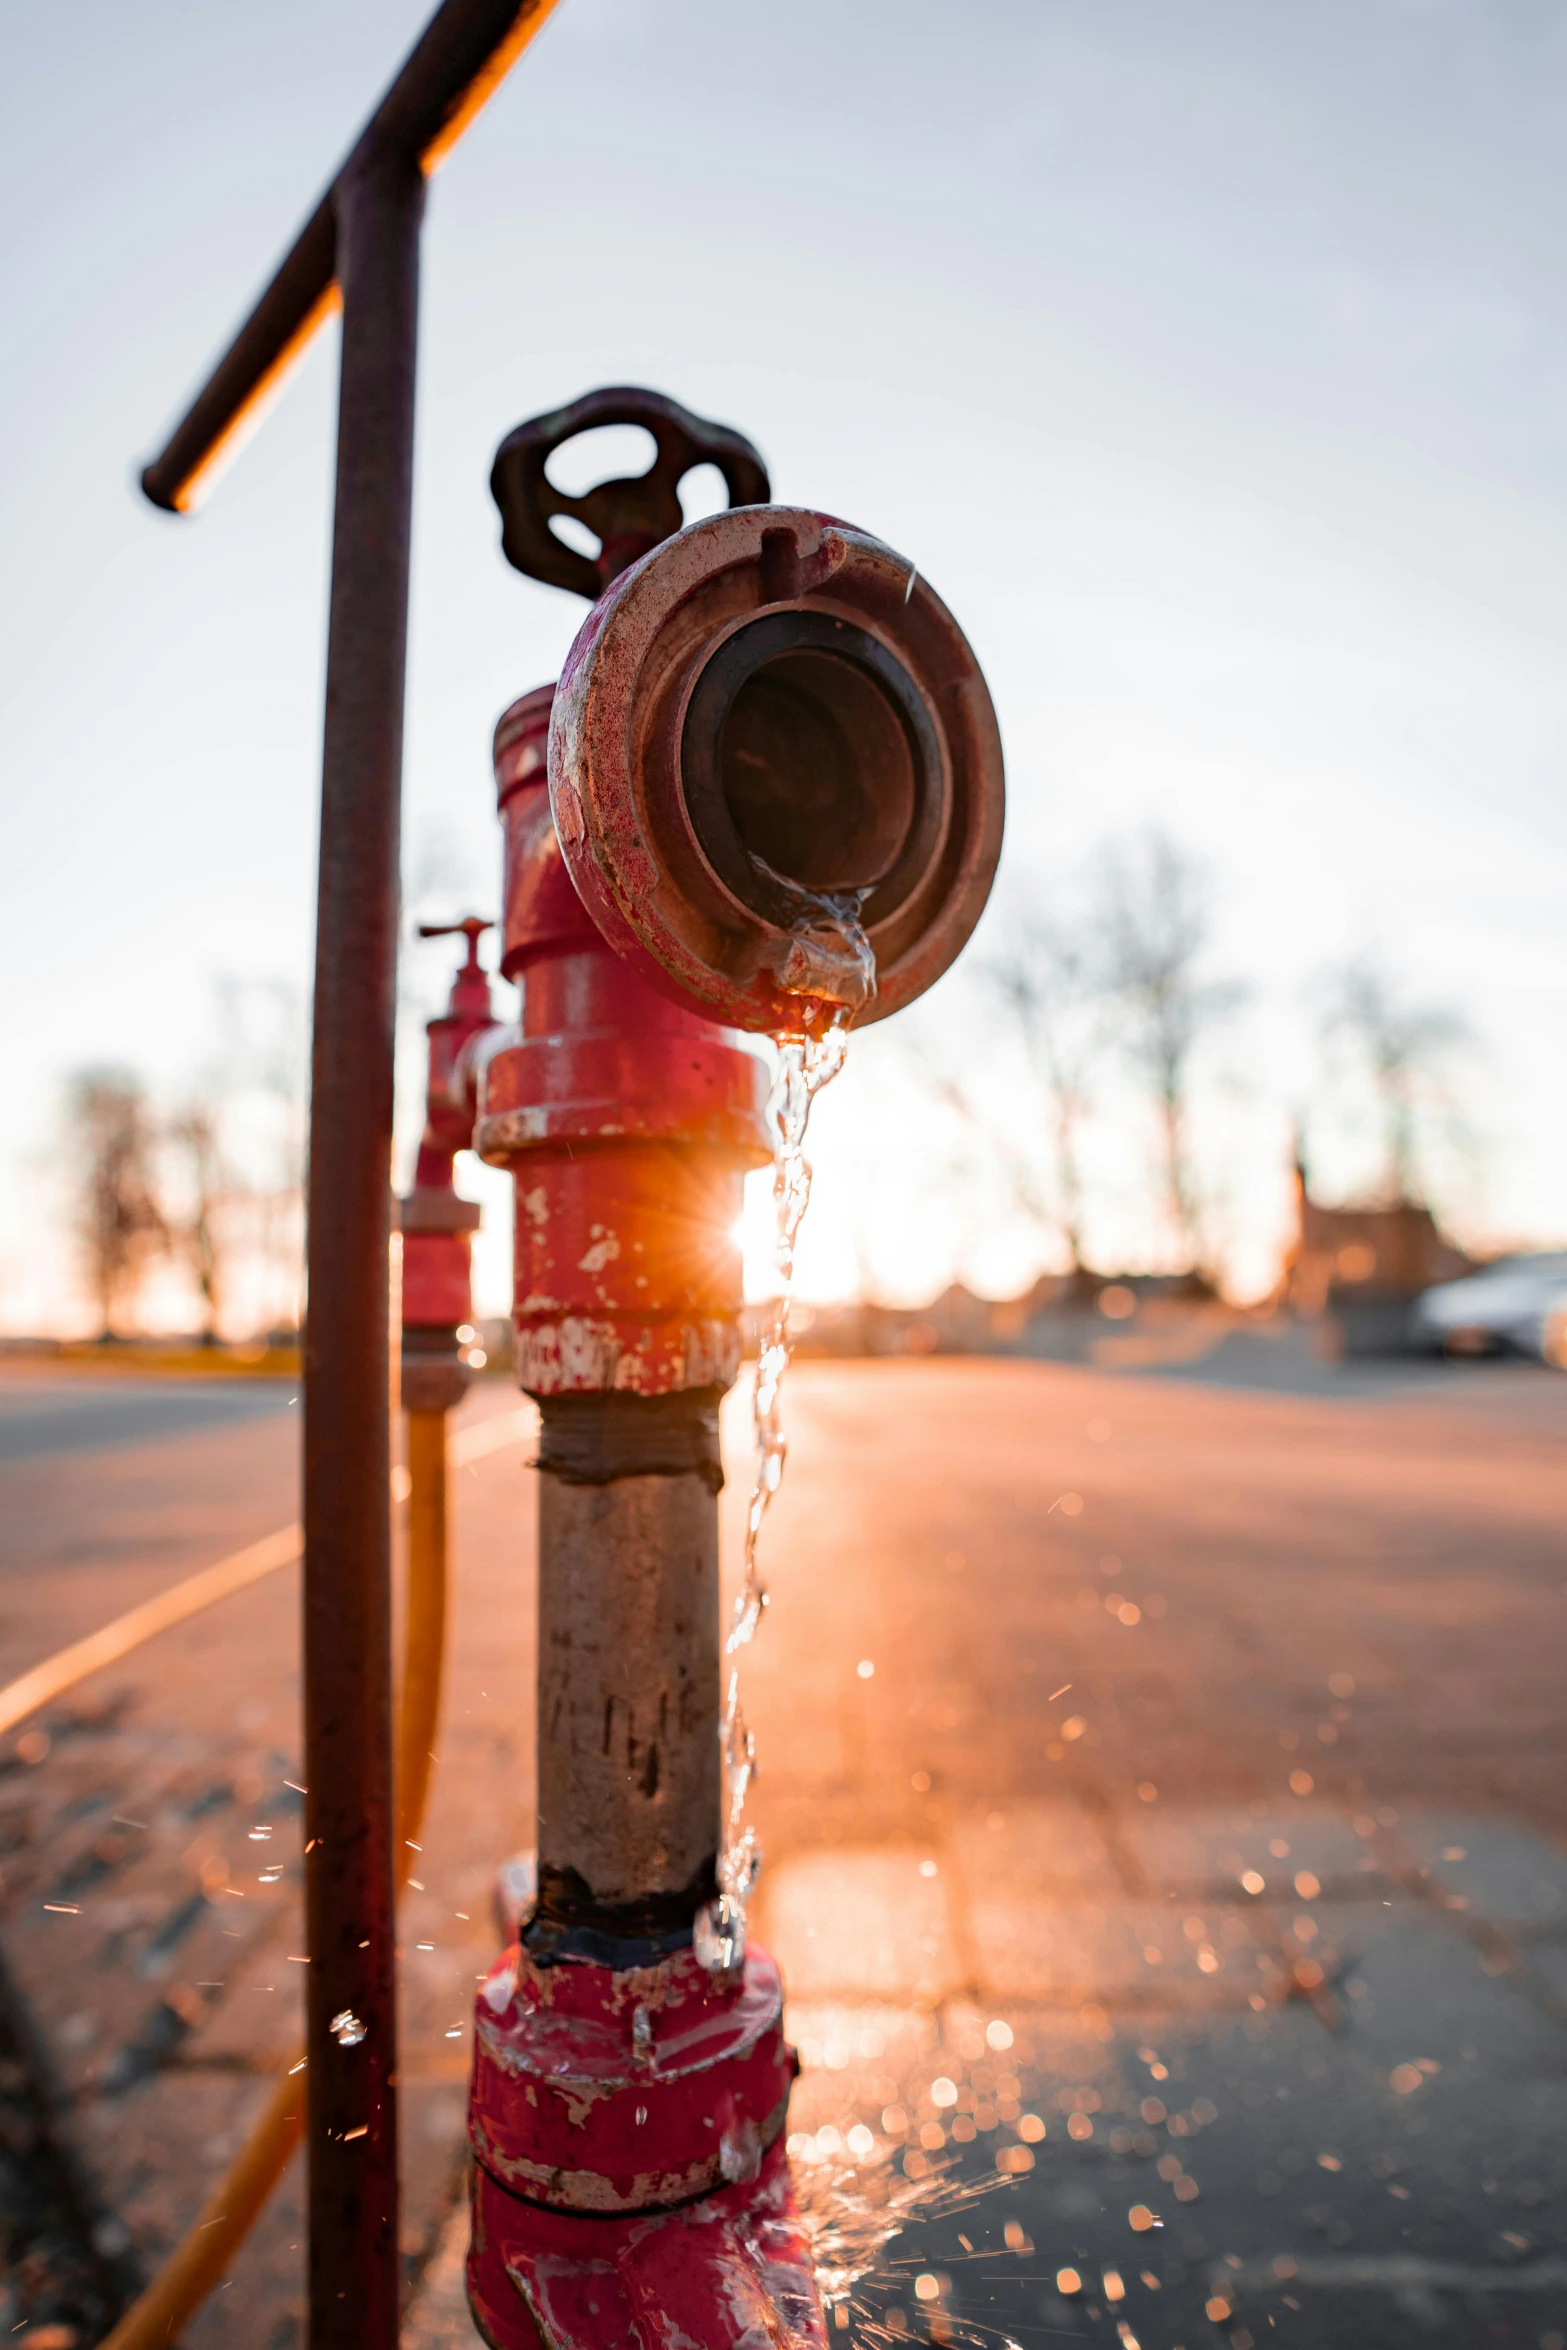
[455,392,1003,2350]
[398,919,492,1407]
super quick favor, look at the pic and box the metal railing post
[300,146,424,2344]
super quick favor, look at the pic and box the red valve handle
[418,916,492,973]
[490,386,770,602]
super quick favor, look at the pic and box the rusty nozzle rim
[547,505,1005,1034]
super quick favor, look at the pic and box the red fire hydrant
[453,391,1003,2350]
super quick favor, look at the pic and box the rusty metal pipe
[534,1462,721,1939]
[300,146,422,2347]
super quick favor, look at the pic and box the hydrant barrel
[478,686,771,1399]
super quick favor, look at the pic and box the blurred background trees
[1096,830,1244,1285]
[41,873,1499,1339]
[900,821,1491,1305]
[1319,957,1472,1211]
[918,826,1248,1291]
[59,979,306,1343]
[983,909,1099,1283]
[67,1070,167,1340]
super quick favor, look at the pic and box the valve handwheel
[490,386,770,600]
[417,914,492,968]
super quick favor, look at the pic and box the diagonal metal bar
[139,0,562,514]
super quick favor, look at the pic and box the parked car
[1413,1252,1567,1364]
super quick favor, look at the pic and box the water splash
[796,2154,1014,2326]
[700,890,875,1975]
[797,2159,927,2309]
[768,873,879,1020]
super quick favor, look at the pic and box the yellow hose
[397,1409,449,1864]
[99,1407,453,2350]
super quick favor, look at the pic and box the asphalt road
[0,1376,298,1467]
[0,1354,1563,2350]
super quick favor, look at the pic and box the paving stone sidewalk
[1,1357,1564,2349]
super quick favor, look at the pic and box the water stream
[698,888,875,1977]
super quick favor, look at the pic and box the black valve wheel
[490,386,770,601]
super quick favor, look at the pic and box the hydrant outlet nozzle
[546,503,1005,1036]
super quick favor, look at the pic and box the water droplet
[695,1895,746,1975]
[480,1966,517,2016]
[719,2115,762,2183]
[331,2009,367,2048]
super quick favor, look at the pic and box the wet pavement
[0,1353,1562,2348]
[743,1358,1567,2350]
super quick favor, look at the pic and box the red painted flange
[467,2137,826,2350]
[469,1943,795,2214]
[466,1942,824,2349]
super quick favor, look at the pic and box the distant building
[1280,1151,1472,1353]
[756,1268,1210,1363]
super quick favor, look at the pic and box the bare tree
[166,1104,230,1341]
[67,1069,167,1339]
[900,882,1110,1286]
[983,911,1102,1277]
[211,976,308,1334]
[1321,958,1468,1207]
[1097,829,1238,1276]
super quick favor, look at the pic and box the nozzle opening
[681,612,938,921]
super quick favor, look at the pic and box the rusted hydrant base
[467,2140,825,2350]
[466,1940,824,2348]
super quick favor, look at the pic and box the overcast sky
[4,0,1565,1324]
